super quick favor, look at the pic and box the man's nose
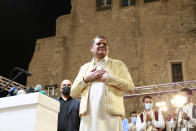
[100,43,105,47]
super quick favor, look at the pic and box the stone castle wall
[27,0,196,117]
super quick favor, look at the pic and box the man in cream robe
[70,36,135,131]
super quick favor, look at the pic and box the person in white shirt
[165,114,174,131]
[129,111,137,131]
[171,88,196,131]
[136,96,165,131]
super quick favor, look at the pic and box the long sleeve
[188,117,196,127]
[187,104,196,127]
[152,111,165,129]
[70,64,91,98]
[182,103,196,128]
[105,60,134,91]
[136,115,147,131]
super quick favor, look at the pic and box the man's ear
[90,45,93,53]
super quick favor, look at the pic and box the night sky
[0,0,71,85]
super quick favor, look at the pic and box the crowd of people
[57,79,196,131]
[56,36,196,131]
[124,88,196,131]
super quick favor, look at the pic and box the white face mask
[166,121,171,126]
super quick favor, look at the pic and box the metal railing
[0,76,26,91]
[124,80,196,98]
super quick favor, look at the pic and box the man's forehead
[94,38,107,43]
[145,98,152,102]
[181,92,190,96]
[61,80,72,85]
[181,92,186,95]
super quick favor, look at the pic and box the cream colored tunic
[79,60,122,131]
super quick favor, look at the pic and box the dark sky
[0,0,71,85]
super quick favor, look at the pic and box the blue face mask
[131,117,137,124]
[145,103,152,110]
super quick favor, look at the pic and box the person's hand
[146,114,152,122]
[173,112,177,121]
[95,70,108,82]
[83,68,105,83]
[182,112,189,121]
[149,117,152,122]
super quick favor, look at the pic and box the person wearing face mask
[165,114,174,131]
[136,96,165,131]
[56,79,80,131]
[171,88,196,131]
[129,111,137,131]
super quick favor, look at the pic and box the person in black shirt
[57,79,80,131]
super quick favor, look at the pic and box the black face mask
[62,86,70,96]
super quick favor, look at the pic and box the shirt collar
[60,96,72,102]
[91,56,109,65]
[143,109,154,114]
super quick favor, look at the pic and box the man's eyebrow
[96,42,107,44]
[62,84,71,86]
